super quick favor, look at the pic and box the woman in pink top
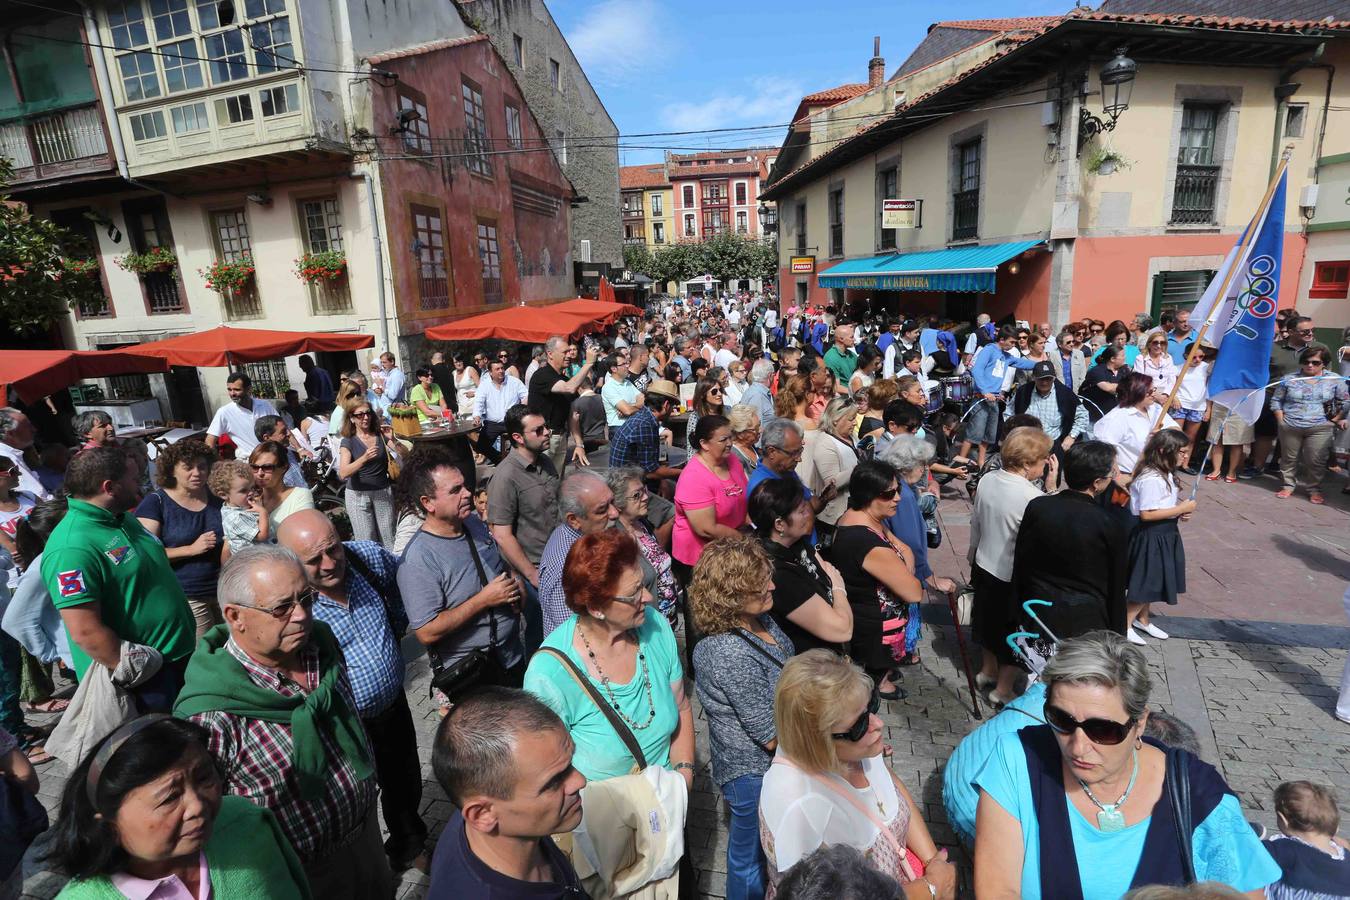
[673,414,748,572]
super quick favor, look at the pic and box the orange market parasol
[0,349,170,405]
[123,325,374,368]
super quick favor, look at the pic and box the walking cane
[945,585,984,720]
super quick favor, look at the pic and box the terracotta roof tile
[1070,10,1350,29]
[930,16,1062,32]
[619,165,669,189]
[366,34,487,65]
[801,83,870,103]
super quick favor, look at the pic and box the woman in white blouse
[1132,332,1179,395]
[1093,372,1183,478]
[760,650,955,899]
[809,397,859,535]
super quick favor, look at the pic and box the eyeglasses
[1044,704,1136,746]
[353,411,373,418]
[831,689,881,742]
[0,463,18,476]
[767,445,804,460]
[251,463,279,472]
[1304,359,1326,367]
[233,589,316,620]
[1148,341,1167,347]
[611,588,647,608]
[527,425,550,436]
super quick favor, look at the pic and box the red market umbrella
[423,305,600,343]
[0,349,170,405]
[123,325,374,368]
[597,277,617,304]
[548,298,642,324]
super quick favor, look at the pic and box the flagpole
[1151,146,1294,434]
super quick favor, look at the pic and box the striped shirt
[188,638,377,861]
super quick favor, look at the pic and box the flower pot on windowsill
[295,250,347,285]
[201,256,256,294]
[115,247,179,277]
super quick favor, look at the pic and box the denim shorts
[966,398,1001,445]
[1175,407,1205,423]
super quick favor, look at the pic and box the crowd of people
[0,291,1347,900]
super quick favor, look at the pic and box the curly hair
[207,459,253,501]
[688,536,771,636]
[562,529,640,617]
[154,439,217,489]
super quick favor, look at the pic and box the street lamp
[1078,47,1137,150]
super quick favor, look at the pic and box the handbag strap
[462,523,497,648]
[1166,746,1196,884]
[733,628,784,669]
[539,647,648,771]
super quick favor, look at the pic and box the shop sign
[790,255,816,274]
[882,199,921,230]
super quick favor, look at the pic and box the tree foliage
[630,233,778,289]
[0,157,105,333]
[622,242,654,278]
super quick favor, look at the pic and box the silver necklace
[1075,749,1138,833]
[576,624,656,731]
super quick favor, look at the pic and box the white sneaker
[1127,627,1147,645]
[1138,621,1169,640]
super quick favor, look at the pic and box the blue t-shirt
[525,612,683,781]
[973,731,1282,898]
[133,490,224,597]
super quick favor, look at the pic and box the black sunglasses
[1044,704,1136,746]
[831,688,881,742]
[877,487,898,501]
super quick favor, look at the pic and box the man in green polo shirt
[42,446,195,709]
[823,322,858,393]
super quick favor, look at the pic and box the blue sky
[550,0,1069,166]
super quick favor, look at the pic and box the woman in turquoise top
[524,529,696,787]
[46,715,310,899]
[973,631,1279,899]
[1094,322,1141,368]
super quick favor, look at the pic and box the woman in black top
[338,400,395,546]
[1081,344,1128,422]
[748,477,852,655]
[828,460,924,700]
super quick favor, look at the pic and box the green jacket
[55,795,311,899]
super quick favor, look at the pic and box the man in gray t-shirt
[396,457,524,674]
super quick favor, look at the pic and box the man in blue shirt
[299,355,335,405]
[1166,307,1196,365]
[278,509,426,871]
[748,419,833,546]
[960,324,1037,467]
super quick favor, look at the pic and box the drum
[925,386,944,414]
[941,375,973,404]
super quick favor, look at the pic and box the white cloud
[564,0,662,84]
[660,76,804,133]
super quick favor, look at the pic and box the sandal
[897,653,922,667]
[1204,472,1221,481]
[24,697,69,713]
[1224,476,1238,484]
[1276,488,1294,499]
[1309,493,1325,505]
[877,673,906,701]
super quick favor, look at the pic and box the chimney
[868,36,884,88]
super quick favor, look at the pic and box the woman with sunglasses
[1133,332,1180,398]
[830,460,924,699]
[686,376,726,439]
[1269,346,1348,504]
[337,402,395,546]
[47,715,310,900]
[409,367,451,425]
[974,631,1280,899]
[249,441,313,536]
[689,537,792,900]
[759,649,955,899]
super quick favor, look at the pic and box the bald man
[277,510,427,872]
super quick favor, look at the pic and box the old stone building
[456,0,623,272]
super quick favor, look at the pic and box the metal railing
[78,294,112,318]
[952,189,979,240]
[0,105,108,171]
[145,273,185,314]
[1170,164,1220,225]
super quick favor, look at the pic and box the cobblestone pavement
[16,476,1350,899]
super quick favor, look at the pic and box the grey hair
[776,844,900,900]
[432,687,566,804]
[603,466,646,513]
[1042,630,1152,720]
[545,335,568,354]
[761,416,803,450]
[218,544,304,611]
[1143,710,1202,757]
[726,404,760,435]
[879,433,935,476]
[817,397,856,440]
[976,313,991,325]
[0,408,24,441]
[559,469,608,519]
[673,336,689,352]
[72,409,113,438]
[750,358,775,384]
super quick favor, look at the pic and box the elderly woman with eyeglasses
[809,396,859,534]
[1269,346,1349,504]
[759,649,955,899]
[974,631,1280,899]
[690,537,793,900]
[605,466,681,627]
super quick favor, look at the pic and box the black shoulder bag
[733,628,784,668]
[1166,746,1197,884]
[429,528,512,704]
[540,647,648,772]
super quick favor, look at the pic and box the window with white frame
[299,197,343,253]
[684,213,695,237]
[505,103,523,150]
[170,102,208,133]
[462,79,490,176]
[736,210,747,233]
[397,91,431,154]
[259,83,298,117]
[118,52,160,101]
[129,110,166,141]
[215,93,253,123]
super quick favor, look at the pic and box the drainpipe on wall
[1270,42,1327,180]
[359,171,391,351]
[82,4,130,181]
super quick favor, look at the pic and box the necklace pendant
[1096,806,1126,833]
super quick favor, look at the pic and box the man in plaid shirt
[176,545,392,900]
[607,379,684,494]
[279,509,427,872]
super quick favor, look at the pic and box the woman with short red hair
[524,529,696,788]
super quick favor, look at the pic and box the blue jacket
[971,343,1035,395]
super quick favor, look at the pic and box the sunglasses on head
[1044,704,1136,745]
[832,688,881,742]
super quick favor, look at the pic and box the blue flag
[1201,169,1285,423]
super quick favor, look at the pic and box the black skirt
[1127,518,1186,605]
[972,563,1016,664]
